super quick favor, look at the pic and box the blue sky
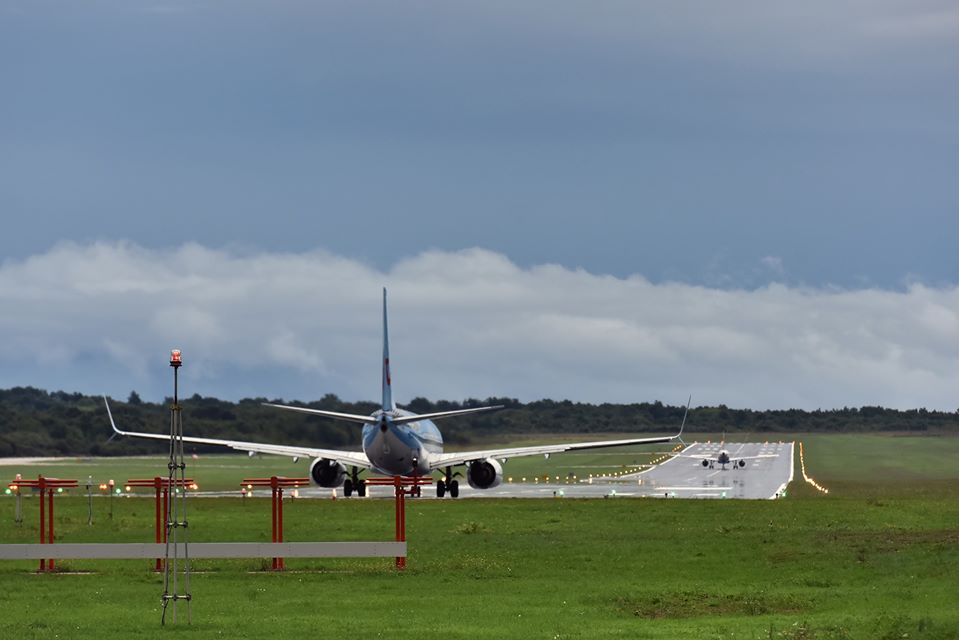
[1,2,957,409]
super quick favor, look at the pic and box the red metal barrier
[8,476,78,572]
[126,477,196,571]
[241,476,309,570]
[363,476,433,569]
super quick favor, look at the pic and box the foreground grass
[1,492,958,639]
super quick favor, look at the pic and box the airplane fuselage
[361,409,443,476]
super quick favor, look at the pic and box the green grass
[1,433,958,639]
[6,431,957,495]
[2,497,958,639]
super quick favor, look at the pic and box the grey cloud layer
[1,242,957,410]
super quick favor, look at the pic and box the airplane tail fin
[381,287,394,412]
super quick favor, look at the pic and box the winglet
[676,395,691,445]
[381,287,394,412]
[103,395,124,442]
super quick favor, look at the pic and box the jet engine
[701,459,710,467]
[736,459,746,468]
[309,458,346,487]
[467,458,503,489]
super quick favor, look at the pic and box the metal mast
[162,349,192,624]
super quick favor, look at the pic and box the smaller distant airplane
[680,439,776,470]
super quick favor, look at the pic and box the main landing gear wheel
[449,480,459,498]
[356,479,366,497]
[437,480,446,498]
[343,478,354,497]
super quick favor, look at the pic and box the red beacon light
[170,349,182,367]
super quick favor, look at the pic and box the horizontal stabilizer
[391,405,504,425]
[261,403,375,425]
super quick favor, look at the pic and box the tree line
[0,386,957,457]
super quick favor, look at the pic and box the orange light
[170,349,182,365]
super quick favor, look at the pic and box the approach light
[115,488,122,495]
[57,487,63,493]
[125,486,131,492]
[292,489,299,498]
[4,488,10,495]
[190,483,198,491]
[99,484,107,491]
[247,484,253,490]
[10,485,17,491]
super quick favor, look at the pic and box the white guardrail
[0,542,405,560]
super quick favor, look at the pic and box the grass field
[2,433,958,639]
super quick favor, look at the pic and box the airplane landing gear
[437,467,460,498]
[343,467,365,497]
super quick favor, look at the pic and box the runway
[229,441,794,500]
[445,441,794,500]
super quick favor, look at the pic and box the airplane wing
[429,396,690,470]
[104,397,373,470]
[429,433,680,470]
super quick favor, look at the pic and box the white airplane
[105,289,687,498]
[684,441,776,470]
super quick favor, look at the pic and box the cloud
[1,241,958,411]
[760,256,785,276]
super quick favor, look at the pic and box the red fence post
[162,487,169,546]
[363,475,430,570]
[240,476,309,572]
[8,475,76,573]
[396,476,406,570]
[126,476,193,571]
[38,479,46,573]
[47,488,55,571]
[154,478,163,572]
[277,486,285,570]
[271,477,278,570]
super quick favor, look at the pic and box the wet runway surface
[225,442,794,501]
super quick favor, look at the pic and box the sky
[1,2,957,410]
